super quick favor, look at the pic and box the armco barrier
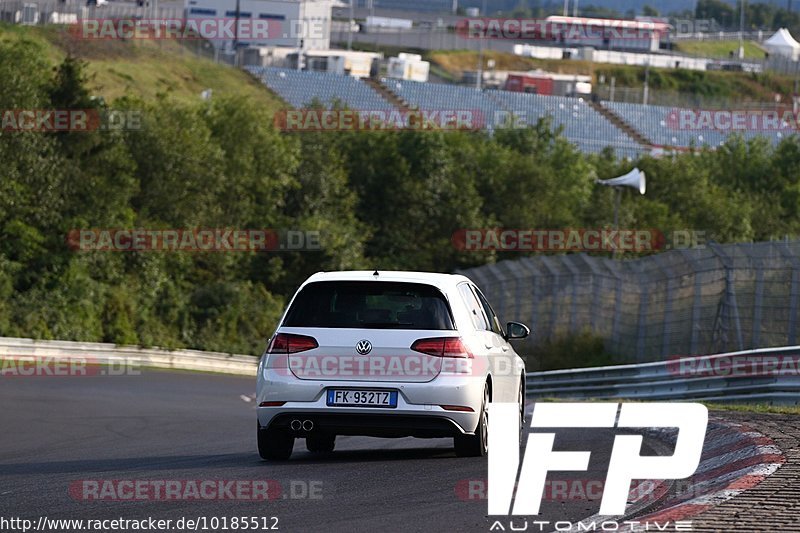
[3,337,798,405]
[526,345,800,406]
[0,337,258,376]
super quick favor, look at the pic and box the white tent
[764,28,800,61]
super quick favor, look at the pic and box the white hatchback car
[256,270,529,460]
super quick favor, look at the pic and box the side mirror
[505,321,530,340]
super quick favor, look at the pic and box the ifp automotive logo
[487,402,708,530]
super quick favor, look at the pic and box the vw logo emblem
[355,339,372,355]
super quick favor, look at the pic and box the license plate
[326,389,398,408]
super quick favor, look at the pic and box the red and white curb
[565,417,785,532]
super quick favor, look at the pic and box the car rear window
[282,281,455,330]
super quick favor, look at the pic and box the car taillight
[410,337,473,358]
[267,333,318,354]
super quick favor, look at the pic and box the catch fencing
[0,0,183,25]
[460,240,800,364]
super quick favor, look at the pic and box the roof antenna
[373,269,379,277]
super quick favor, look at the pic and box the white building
[387,53,429,82]
[303,49,381,77]
[545,16,670,53]
[185,0,334,50]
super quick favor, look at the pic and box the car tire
[306,433,336,453]
[258,425,295,461]
[454,382,489,457]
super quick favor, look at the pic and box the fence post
[752,265,764,348]
[606,259,624,356]
[778,242,800,345]
[540,256,560,340]
[577,254,604,334]
[635,262,649,362]
[709,243,744,352]
[678,249,704,355]
[521,258,540,337]
[562,255,580,334]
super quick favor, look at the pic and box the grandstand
[382,78,504,123]
[246,65,795,158]
[487,89,644,158]
[245,67,395,111]
[602,101,793,149]
[384,79,644,159]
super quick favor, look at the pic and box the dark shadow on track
[0,443,467,475]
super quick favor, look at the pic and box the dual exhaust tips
[290,419,314,432]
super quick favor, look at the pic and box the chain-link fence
[459,240,800,363]
[0,0,183,25]
[593,85,795,110]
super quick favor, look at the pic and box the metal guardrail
[0,337,258,376]
[525,345,800,406]
[3,337,797,405]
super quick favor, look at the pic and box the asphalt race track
[0,370,661,532]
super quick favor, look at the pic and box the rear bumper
[256,368,485,436]
[264,412,465,438]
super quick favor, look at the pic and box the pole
[476,0,487,89]
[347,0,353,50]
[613,187,621,259]
[738,0,745,59]
[563,0,569,17]
[572,0,579,17]
[297,0,304,70]
[233,0,240,66]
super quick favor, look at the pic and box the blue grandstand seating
[488,89,645,159]
[245,66,649,158]
[245,66,395,111]
[601,101,794,149]
[384,79,645,159]
[245,65,796,156]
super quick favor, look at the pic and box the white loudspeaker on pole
[595,168,647,237]
[595,167,646,195]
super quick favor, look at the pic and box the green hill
[0,23,282,107]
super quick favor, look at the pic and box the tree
[642,5,660,17]
[696,0,737,28]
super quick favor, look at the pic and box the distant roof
[545,15,671,31]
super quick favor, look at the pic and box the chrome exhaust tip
[302,419,314,431]
[290,419,302,431]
